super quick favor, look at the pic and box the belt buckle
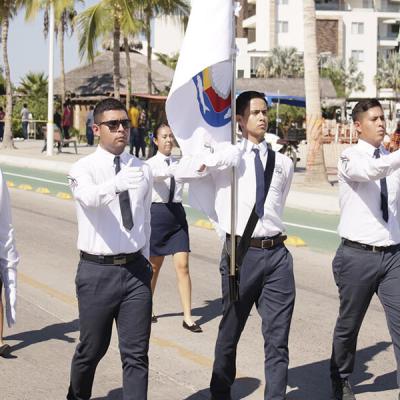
[261,239,273,249]
[113,256,127,265]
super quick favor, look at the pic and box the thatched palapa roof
[54,51,174,97]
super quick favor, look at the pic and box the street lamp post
[46,1,55,156]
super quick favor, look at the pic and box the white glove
[115,166,144,192]
[203,144,242,168]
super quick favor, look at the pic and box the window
[237,70,244,79]
[351,22,364,35]
[351,50,364,62]
[277,21,289,33]
[362,0,373,7]
[278,0,289,4]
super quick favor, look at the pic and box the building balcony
[379,38,398,47]
[243,15,256,29]
[315,0,348,11]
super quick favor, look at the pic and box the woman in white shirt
[146,123,202,333]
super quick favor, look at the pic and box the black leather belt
[227,234,287,249]
[342,238,400,253]
[80,251,141,265]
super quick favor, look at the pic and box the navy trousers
[67,255,152,400]
[210,241,296,400]
[331,243,400,387]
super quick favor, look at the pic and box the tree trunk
[113,18,121,100]
[1,13,14,149]
[59,20,66,106]
[146,10,152,94]
[303,0,327,184]
[124,36,132,110]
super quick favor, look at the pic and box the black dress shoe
[331,377,355,400]
[182,321,203,333]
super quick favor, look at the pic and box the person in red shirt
[62,102,73,140]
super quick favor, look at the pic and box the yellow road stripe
[36,187,51,194]
[6,180,15,187]
[19,272,77,305]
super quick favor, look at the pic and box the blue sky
[5,2,93,85]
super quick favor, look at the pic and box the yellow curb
[36,187,51,194]
[194,219,214,230]
[286,235,306,247]
[57,192,72,200]
[6,180,15,187]
[18,184,33,191]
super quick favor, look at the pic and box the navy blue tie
[165,158,175,203]
[374,148,389,223]
[253,148,265,218]
[114,156,134,230]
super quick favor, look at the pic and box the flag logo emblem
[192,63,231,128]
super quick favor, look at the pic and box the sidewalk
[0,139,345,215]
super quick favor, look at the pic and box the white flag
[166,0,233,156]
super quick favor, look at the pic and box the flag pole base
[228,274,239,303]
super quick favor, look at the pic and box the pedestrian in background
[135,108,147,159]
[85,106,94,146]
[0,106,5,142]
[21,103,29,140]
[331,99,400,400]
[128,100,140,155]
[62,102,73,140]
[146,122,202,332]
[0,167,19,357]
[66,98,153,400]
[54,107,62,132]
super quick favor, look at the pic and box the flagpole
[229,0,239,303]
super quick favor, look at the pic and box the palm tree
[0,0,17,149]
[303,0,327,184]
[77,0,141,100]
[16,72,48,98]
[136,0,190,94]
[256,47,304,78]
[24,0,77,106]
[321,56,365,98]
[155,51,179,70]
[376,52,400,116]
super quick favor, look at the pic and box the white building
[239,0,400,98]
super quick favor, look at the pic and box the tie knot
[252,148,260,156]
[165,158,170,166]
[374,148,380,158]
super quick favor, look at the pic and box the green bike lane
[0,164,340,253]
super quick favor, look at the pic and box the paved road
[0,188,398,400]
[0,164,340,253]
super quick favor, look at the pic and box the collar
[154,151,171,162]
[357,139,385,157]
[96,145,129,165]
[243,138,268,156]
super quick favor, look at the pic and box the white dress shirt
[338,139,400,245]
[210,139,294,237]
[145,152,183,203]
[68,146,152,258]
[0,168,19,327]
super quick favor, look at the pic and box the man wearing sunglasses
[66,98,153,400]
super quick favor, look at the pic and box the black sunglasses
[97,119,131,131]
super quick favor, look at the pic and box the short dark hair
[352,99,383,122]
[23,103,27,108]
[93,98,127,123]
[236,91,268,116]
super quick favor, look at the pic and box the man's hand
[203,144,242,168]
[115,166,144,192]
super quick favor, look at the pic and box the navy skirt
[150,202,190,256]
